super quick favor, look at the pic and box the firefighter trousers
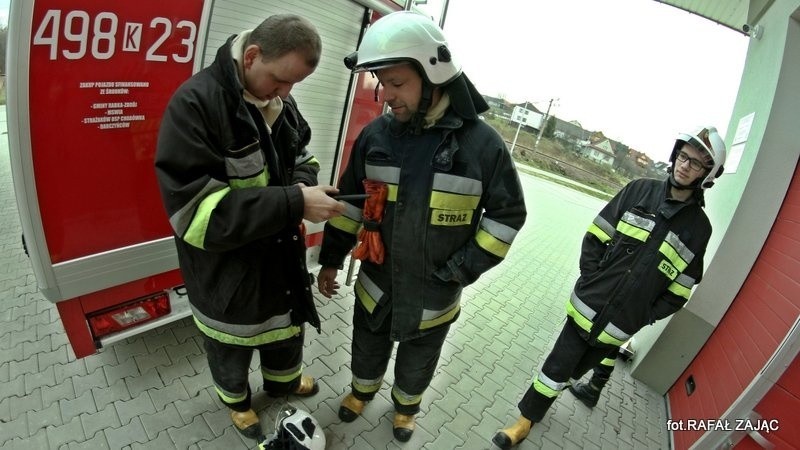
[518,319,618,422]
[349,304,450,415]
[588,348,618,390]
[202,330,305,412]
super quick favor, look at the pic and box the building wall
[631,0,800,396]
[669,162,800,449]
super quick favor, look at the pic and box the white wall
[631,0,800,394]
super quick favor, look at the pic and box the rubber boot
[230,409,264,440]
[492,416,532,449]
[292,375,319,396]
[338,393,366,422]
[568,381,602,408]
[393,413,415,442]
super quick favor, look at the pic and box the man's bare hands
[317,266,340,298]
[302,185,345,223]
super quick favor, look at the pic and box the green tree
[543,116,556,139]
[0,25,6,75]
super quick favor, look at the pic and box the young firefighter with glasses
[493,127,726,449]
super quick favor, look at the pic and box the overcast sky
[1,0,748,162]
[0,0,7,27]
[417,0,749,162]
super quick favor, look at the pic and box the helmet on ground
[343,11,462,86]
[259,407,325,450]
[669,126,726,189]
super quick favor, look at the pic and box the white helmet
[259,407,325,450]
[670,126,727,189]
[344,11,462,86]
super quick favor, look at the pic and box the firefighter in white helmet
[317,11,527,442]
[494,127,726,449]
[569,127,727,410]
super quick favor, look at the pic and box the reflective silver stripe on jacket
[663,231,695,267]
[327,201,364,235]
[475,217,519,258]
[225,146,265,179]
[355,271,385,313]
[190,304,293,336]
[620,211,656,232]
[589,214,616,242]
[480,217,518,244]
[420,298,461,329]
[570,291,597,321]
[570,291,631,343]
[365,164,401,184]
[365,164,401,201]
[169,178,228,237]
[432,173,483,196]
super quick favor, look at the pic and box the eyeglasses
[676,151,710,172]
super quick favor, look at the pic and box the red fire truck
[6,0,410,358]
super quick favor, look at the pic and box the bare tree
[0,25,6,76]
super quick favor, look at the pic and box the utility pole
[533,98,555,153]
[509,101,528,155]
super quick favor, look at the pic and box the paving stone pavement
[0,108,670,449]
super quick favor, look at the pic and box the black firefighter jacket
[155,35,321,346]
[568,178,711,347]
[319,111,527,341]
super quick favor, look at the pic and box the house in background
[582,136,616,166]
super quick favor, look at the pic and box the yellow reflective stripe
[597,331,626,347]
[475,228,510,258]
[353,378,382,394]
[355,279,377,313]
[386,184,398,202]
[566,299,593,333]
[568,297,627,346]
[184,187,231,249]
[261,366,302,383]
[533,379,560,398]
[665,231,695,264]
[430,191,481,210]
[420,304,460,330]
[193,317,301,347]
[659,241,689,272]
[600,357,616,367]
[302,156,320,168]
[616,221,650,242]
[621,211,655,232]
[668,281,692,299]
[230,170,268,189]
[214,386,246,404]
[588,223,611,243]
[328,215,361,235]
[392,387,422,405]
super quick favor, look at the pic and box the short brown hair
[248,14,322,67]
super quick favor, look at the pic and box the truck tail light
[87,293,171,338]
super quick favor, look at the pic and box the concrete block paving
[0,110,670,449]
